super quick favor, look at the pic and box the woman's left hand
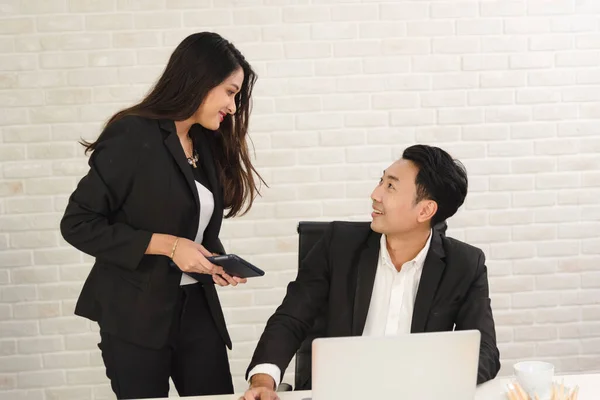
[213,273,247,287]
[206,251,248,287]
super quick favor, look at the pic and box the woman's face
[194,67,244,131]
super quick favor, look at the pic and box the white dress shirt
[248,230,433,387]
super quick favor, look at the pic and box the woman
[60,32,264,399]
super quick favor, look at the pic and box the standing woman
[60,32,264,399]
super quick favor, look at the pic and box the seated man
[242,145,500,400]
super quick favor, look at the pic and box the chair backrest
[294,221,330,391]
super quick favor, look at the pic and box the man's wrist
[250,373,276,390]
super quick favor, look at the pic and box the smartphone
[207,254,265,278]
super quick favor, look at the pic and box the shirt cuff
[247,363,282,389]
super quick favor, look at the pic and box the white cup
[513,361,555,399]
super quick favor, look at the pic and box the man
[242,145,500,400]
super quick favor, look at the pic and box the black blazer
[247,221,501,385]
[60,116,231,350]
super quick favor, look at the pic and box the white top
[248,230,433,387]
[180,181,214,286]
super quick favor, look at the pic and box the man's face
[370,159,434,236]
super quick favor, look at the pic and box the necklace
[185,136,198,168]
[187,149,198,168]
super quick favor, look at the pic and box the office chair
[277,221,330,392]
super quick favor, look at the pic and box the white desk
[475,374,599,400]
[154,373,599,400]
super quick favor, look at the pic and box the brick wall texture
[0,0,599,398]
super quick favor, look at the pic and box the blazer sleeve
[246,224,334,380]
[60,118,153,270]
[211,238,226,255]
[455,251,501,384]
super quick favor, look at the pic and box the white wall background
[0,0,599,398]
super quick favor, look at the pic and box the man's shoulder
[441,234,485,263]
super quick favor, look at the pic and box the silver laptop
[310,330,480,400]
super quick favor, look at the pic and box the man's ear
[417,200,437,224]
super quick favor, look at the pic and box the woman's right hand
[171,238,224,276]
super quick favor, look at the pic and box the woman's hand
[209,252,248,287]
[171,239,248,287]
[171,238,224,276]
[212,272,247,287]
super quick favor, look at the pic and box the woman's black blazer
[60,116,231,349]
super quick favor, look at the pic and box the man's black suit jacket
[60,116,231,350]
[247,221,500,385]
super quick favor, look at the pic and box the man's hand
[239,374,279,400]
[239,386,279,400]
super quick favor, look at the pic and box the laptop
[309,330,481,400]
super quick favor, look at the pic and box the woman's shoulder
[105,115,159,134]
[90,116,164,157]
[102,115,163,143]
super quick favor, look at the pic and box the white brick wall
[0,0,599,398]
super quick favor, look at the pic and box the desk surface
[150,373,599,400]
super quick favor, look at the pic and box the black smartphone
[207,254,265,278]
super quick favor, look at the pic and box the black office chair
[277,221,330,392]
[293,221,330,391]
[278,220,449,392]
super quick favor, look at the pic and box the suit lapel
[352,231,381,335]
[192,125,224,245]
[194,126,223,218]
[160,119,200,223]
[411,229,446,333]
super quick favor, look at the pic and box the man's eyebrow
[381,171,399,182]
